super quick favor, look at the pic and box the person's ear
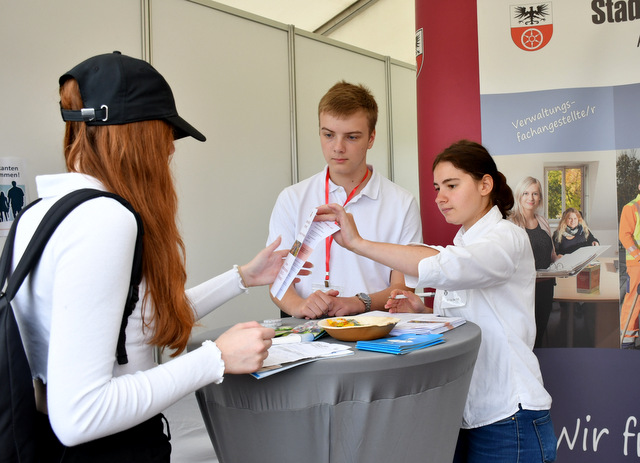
[479,174,493,197]
[367,129,376,149]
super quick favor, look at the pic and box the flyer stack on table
[362,310,467,336]
[356,333,444,354]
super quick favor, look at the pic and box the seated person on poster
[267,81,422,319]
[552,207,599,257]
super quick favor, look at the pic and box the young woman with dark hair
[316,140,557,463]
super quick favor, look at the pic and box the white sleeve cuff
[233,264,249,293]
[201,340,225,384]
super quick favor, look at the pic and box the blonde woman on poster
[509,176,557,348]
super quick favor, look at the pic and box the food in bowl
[318,316,400,342]
[324,317,362,328]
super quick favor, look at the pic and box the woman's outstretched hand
[239,236,312,287]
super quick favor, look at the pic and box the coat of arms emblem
[416,28,424,77]
[511,3,553,51]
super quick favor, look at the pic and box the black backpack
[0,188,143,463]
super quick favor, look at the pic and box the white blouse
[405,206,552,428]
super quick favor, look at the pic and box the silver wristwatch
[356,293,372,312]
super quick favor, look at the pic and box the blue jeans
[453,408,557,463]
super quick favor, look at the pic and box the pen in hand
[391,292,436,299]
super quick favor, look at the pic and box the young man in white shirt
[267,81,422,319]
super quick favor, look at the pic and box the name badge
[312,282,344,294]
[441,289,467,308]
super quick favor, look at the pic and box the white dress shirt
[268,165,422,297]
[405,206,553,428]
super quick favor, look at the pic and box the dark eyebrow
[433,177,459,187]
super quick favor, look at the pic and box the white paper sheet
[270,208,340,300]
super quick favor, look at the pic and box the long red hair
[60,79,195,355]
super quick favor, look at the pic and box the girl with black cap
[11,51,301,461]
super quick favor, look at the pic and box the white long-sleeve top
[405,206,552,429]
[12,173,245,446]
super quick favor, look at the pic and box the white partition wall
[293,33,390,180]
[0,0,420,341]
[390,63,421,204]
[0,1,143,205]
[151,0,294,334]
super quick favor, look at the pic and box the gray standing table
[187,319,481,463]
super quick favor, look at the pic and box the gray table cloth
[187,320,481,463]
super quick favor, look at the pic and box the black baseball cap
[59,51,206,142]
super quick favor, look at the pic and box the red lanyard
[324,168,369,287]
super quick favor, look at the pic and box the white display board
[294,33,389,180]
[151,0,293,332]
[0,0,142,215]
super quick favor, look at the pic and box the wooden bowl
[318,316,400,342]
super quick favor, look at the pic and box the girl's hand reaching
[239,236,312,287]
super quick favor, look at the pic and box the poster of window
[0,157,28,236]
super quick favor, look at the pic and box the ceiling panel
[210,0,416,65]
[213,0,355,31]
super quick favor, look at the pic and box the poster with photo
[477,2,640,459]
[477,0,640,350]
[0,157,28,236]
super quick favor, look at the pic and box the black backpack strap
[0,200,42,462]
[2,188,143,365]
[0,198,42,291]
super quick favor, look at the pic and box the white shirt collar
[36,173,106,198]
[455,205,503,245]
[324,164,379,201]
